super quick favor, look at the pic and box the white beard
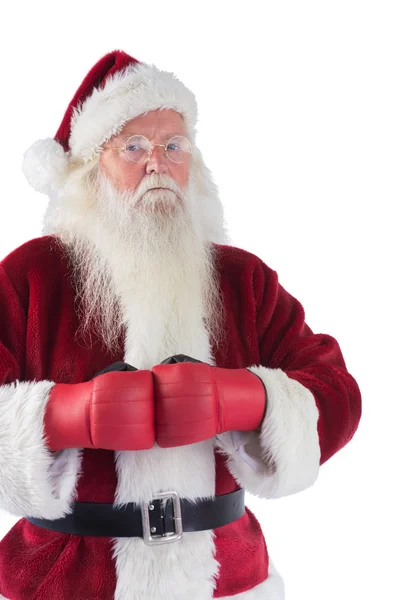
[42,162,240,600]
[42,162,226,367]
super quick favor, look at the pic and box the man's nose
[145,145,168,174]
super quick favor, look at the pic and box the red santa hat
[22,50,199,196]
[22,50,229,244]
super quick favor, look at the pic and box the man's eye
[167,143,180,151]
[126,144,141,152]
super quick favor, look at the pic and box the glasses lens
[166,136,192,163]
[123,135,151,162]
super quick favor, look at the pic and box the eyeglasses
[104,134,192,164]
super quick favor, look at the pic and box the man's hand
[152,355,267,448]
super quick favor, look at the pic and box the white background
[0,1,399,599]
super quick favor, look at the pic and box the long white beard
[42,163,226,365]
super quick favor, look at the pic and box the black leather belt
[26,488,245,545]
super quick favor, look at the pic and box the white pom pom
[22,138,69,196]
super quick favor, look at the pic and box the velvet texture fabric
[0,236,361,599]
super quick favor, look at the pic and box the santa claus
[0,50,362,599]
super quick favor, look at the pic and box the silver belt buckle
[141,490,183,545]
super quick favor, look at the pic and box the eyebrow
[121,131,185,140]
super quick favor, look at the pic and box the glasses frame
[104,134,192,164]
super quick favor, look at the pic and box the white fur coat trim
[0,380,83,519]
[215,367,321,499]
[70,62,198,162]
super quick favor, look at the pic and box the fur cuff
[215,367,321,499]
[0,380,83,519]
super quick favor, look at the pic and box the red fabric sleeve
[0,264,26,385]
[254,260,362,466]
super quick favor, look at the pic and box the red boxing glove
[44,368,155,452]
[152,356,267,448]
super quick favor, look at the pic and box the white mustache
[136,175,183,199]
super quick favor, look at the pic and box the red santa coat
[0,236,361,600]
